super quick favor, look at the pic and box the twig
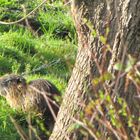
[0,0,48,25]
[28,124,42,140]
[28,113,33,140]
[29,85,60,109]
[21,4,37,36]
[112,43,127,98]
[21,59,61,76]
[72,117,100,140]
[10,116,29,140]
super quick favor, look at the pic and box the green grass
[0,97,31,140]
[0,0,77,139]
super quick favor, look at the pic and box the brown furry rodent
[0,74,60,116]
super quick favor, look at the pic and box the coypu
[0,74,61,118]
[0,74,61,139]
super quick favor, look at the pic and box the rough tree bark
[49,0,140,139]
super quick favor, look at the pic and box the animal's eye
[16,78,22,84]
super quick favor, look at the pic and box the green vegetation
[0,0,77,139]
[0,1,139,140]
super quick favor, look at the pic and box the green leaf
[125,55,136,72]
[106,95,111,102]
[100,35,106,44]
[99,90,104,99]
[92,30,97,37]
[92,77,100,85]
[92,72,113,85]
[106,27,110,36]
[68,123,81,132]
[114,62,123,71]
[102,72,113,81]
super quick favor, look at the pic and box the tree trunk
[49,0,140,139]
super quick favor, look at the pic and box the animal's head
[0,74,27,97]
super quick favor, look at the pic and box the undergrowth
[0,0,77,139]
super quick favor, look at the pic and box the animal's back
[25,79,61,116]
[28,79,60,95]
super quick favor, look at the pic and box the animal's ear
[17,77,26,85]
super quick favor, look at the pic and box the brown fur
[0,74,60,116]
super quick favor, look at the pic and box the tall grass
[0,0,77,139]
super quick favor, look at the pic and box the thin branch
[72,118,100,140]
[10,116,29,140]
[0,0,48,25]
